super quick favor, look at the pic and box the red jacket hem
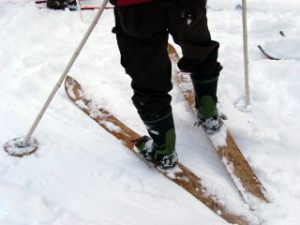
[117,0,154,6]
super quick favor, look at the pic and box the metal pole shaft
[24,0,109,144]
[242,0,250,106]
[75,0,84,22]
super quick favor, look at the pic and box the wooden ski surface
[64,76,251,225]
[168,43,269,204]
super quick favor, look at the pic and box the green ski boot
[135,112,178,169]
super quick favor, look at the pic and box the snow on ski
[167,43,269,205]
[64,75,252,225]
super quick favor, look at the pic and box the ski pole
[242,0,251,107]
[75,0,84,22]
[3,0,109,156]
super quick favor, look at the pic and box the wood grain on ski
[64,75,251,225]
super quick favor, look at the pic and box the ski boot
[67,0,78,11]
[47,0,66,9]
[190,64,225,134]
[195,96,226,135]
[135,136,178,169]
[47,0,77,10]
[135,112,178,169]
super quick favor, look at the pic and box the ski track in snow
[1,0,300,225]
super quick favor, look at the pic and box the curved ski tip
[167,43,176,52]
[64,76,83,101]
[65,76,79,87]
[257,45,280,60]
[167,43,179,60]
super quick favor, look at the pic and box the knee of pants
[115,31,170,77]
[131,86,172,121]
[177,40,221,75]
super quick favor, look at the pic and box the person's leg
[113,2,177,168]
[168,0,223,133]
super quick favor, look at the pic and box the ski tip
[167,43,179,61]
[64,76,83,101]
[65,75,76,83]
[257,45,280,60]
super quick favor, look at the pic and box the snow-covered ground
[1,0,300,225]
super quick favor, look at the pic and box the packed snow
[1,0,300,225]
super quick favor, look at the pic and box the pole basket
[3,137,39,157]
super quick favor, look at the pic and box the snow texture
[208,125,228,149]
[1,0,300,225]
[263,36,300,60]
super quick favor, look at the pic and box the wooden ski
[168,43,269,204]
[64,75,252,225]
